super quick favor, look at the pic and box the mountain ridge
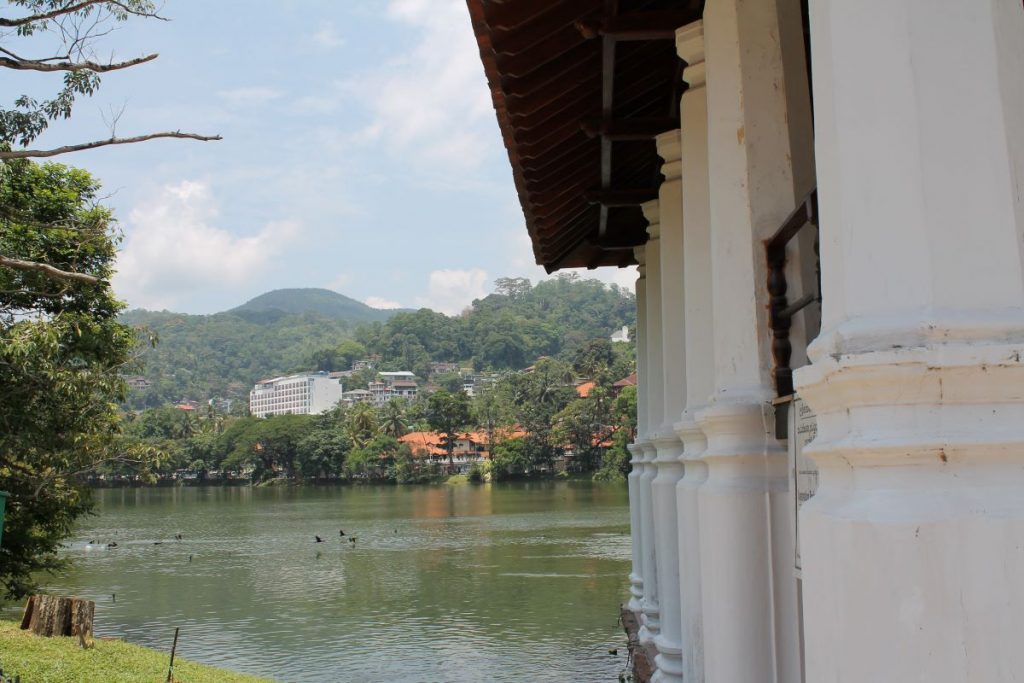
[228,288,407,323]
[120,287,411,323]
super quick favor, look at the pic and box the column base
[653,635,684,683]
[628,573,644,613]
[675,411,708,683]
[695,399,778,682]
[652,651,685,683]
[638,608,661,646]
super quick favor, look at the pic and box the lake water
[27,482,632,682]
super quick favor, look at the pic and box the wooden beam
[575,10,696,41]
[584,188,659,207]
[580,116,678,140]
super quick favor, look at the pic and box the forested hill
[350,275,635,374]
[121,276,635,409]
[229,288,405,323]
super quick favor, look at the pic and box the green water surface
[36,482,632,682]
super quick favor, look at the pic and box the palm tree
[347,402,378,448]
[380,399,408,438]
[175,411,199,439]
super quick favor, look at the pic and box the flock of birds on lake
[74,526,402,555]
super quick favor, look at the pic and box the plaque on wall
[790,396,818,572]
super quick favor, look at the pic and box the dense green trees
[426,390,472,467]
[121,308,362,409]
[0,160,145,599]
[341,274,634,373]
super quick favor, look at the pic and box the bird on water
[315,535,324,543]
[339,529,345,537]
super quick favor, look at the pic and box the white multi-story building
[249,372,343,418]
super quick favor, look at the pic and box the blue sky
[0,0,636,314]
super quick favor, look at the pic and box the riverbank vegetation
[0,621,271,683]
[109,353,637,487]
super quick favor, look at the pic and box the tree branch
[0,130,222,159]
[0,1,166,28]
[0,254,100,284]
[0,50,157,72]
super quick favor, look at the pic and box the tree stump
[20,595,95,645]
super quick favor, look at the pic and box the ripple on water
[44,483,632,682]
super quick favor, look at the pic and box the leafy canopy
[0,159,139,599]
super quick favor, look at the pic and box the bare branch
[100,99,127,137]
[0,130,223,159]
[0,254,100,284]
[0,1,166,28]
[0,51,156,72]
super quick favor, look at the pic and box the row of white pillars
[628,0,814,680]
[629,1,1024,682]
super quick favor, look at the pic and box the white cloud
[346,0,495,169]
[217,87,283,107]
[113,181,299,310]
[365,296,403,310]
[414,268,488,315]
[311,21,345,49]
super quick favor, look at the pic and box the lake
[24,482,632,682]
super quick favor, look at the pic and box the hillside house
[400,431,490,473]
[368,371,419,404]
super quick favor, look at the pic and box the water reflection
[24,482,631,682]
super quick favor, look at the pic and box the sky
[0,0,637,315]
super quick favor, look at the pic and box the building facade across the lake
[468,1,1024,681]
[249,372,343,418]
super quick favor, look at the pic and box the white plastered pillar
[627,249,649,613]
[700,0,810,680]
[638,200,663,645]
[650,130,687,683]
[673,20,710,683]
[796,2,1024,680]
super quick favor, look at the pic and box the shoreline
[0,620,272,682]
[83,471,615,489]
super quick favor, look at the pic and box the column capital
[676,20,705,88]
[641,199,661,239]
[655,129,682,183]
[634,244,647,270]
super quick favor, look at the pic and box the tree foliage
[425,390,471,466]
[0,159,141,599]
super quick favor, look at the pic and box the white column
[627,251,649,613]
[674,20,710,683]
[700,0,810,680]
[797,2,1024,681]
[651,131,687,683]
[626,442,645,611]
[637,201,663,645]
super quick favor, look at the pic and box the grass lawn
[0,621,273,683]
